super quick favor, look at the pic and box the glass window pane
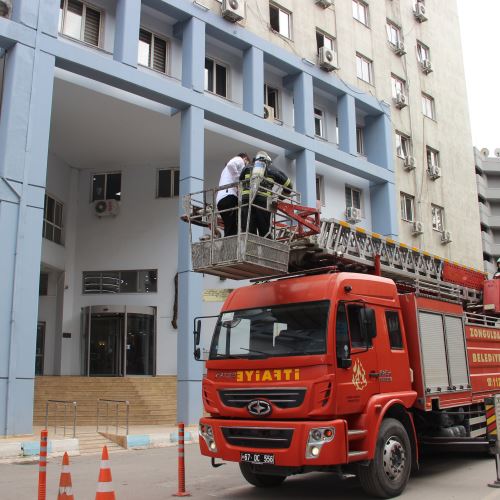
[64,0,83,39]
[316,32,323,51]
[205,58,214,92]
[138,270,158,293]
[53,227,62,245]
[101,271,120,293]
[92,174,105,201]
[138,29,152,67]
[386,311,403,349]
[120,270,138,293]
[46,196,55,223]
[269,5,279,32]
[157,169,171,198]
[45,223,54,242]
[55,202,63,227]
[39,273,49,296]
[279,10,289,38]
[215,64,227,97]
[83,7,100,46]
[173,170,180,197]
[106,173,121,200]
[353,190,361,209]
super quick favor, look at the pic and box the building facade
[0,0,481,436]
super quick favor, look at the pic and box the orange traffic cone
[57,452,74,499]
[95,446,116,499]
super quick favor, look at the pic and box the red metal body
[199,273,500,472]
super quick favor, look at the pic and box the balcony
[479,203,491,226]
[482,231,493,255]
[476,174,487,199]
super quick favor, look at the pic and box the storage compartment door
[418,311,449,393]
[444,315,470,389]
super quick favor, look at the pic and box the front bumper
[199,417,348,467]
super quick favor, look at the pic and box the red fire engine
[184,183,500,498]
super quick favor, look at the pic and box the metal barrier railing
[97,399,130,435]
[45,400,77,438]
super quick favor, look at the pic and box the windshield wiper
[238,347,270,358]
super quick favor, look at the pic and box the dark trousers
[241,196,271,237]
[217,195,239,236]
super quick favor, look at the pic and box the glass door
[126,313,155,375]
[89,312,124,376]
[35,322,45,375]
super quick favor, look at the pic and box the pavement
[1,444,500,499]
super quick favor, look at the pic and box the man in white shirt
[216,153,250,236]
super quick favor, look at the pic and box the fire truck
[184,181,500,498]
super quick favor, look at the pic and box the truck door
[334,302,381,415]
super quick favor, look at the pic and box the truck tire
[358,418,412,498]
[239,463,286,488]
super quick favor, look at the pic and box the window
[395,132,411,159]
[416,40,430,62]
[352,0,369,26]
[83,269,158,294]
[347,304,376,348]
[386,21,402,45]
[43,194,63,245]
[427,147,440,170]
[345,186,361,210]
[385,311,403,349]
[400,192,415,222]
[431,204,444,231]
[59,0,101,47]
[391,75,405,98]
[157,169,180,198]
[314,107,325,138]
[356,127,364,155]
[269,3,291,39]
[39,273,49,296]
[316,30,336,55]
[91,172,121,202]
[422,93,435,119]
[356,53,373,84]
[316,175,324,206]
[264,84,280,119]
[205,58,227,98]
[138,29,168,73]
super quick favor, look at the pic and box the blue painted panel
[8,378,35,435]
[338,94,357,156]
[127,434,151,448]
[169,430,193,443]
[12,0,39,29]
[39,0,59,37]
[114,0,141,67]
[181,17,205,93]
[370,181,398,238]
[243,46,264,116]
[292,73,314,138]
[22,439,53,456]
[364,107,394,171]
[296,149,316,208]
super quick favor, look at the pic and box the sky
[457,0,500,153]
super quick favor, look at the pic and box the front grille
[219,388,306,409]
[221,427,294,449]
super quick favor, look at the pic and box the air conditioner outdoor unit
[414,2,427,22]
[412,221,424,235]
[221,0,245,22]
[428,165,441,180]
[318,47,338,71]
[93,199,120,217]
[263,105,275,121]
[421,59,433,74]
[394,92,407,109]
[315,0,333,8]
[393,41,406,56]
[404,156,416,170]
[0,0,12,18]
[441,230,452,244]
[346,207,361,223]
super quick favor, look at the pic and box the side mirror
[194,347,201,361]
[194,319,202,346]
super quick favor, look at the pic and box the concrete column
[370,181,398,238]
[243,46,264,116]
[338,93,357,155]
[11,0,39,28]
[0,44,55,436]
[364,105,394,171]
[181,17,205,93]
[296,149,316,208]
[114,0,141,67]
[292,72,314,137]
[177,105,204,425]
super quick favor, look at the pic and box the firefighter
[494,257,500,279]
[216,153,250,236]
[239,151,293,237]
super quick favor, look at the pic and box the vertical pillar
[0,43,55,436]
[11,0,39,28]
[243,46,264,116]
[296,149,316,208]
[114,0,141,67]
[338,93,357,155]
[364,104,394,171]
[292,72,314,137]
[370,181,398,238]
[177,105,204,425]
[181,17,206,93]
[39,0,60,37]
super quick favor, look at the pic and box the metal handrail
[97,399,129,435]
[45,400,77,438]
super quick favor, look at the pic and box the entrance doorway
[82,306,156,376]
[36,322,45,375]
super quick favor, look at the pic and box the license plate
[240,452,275,465]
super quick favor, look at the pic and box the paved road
[1,444,500,499]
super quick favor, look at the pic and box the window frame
[385,310,404,350]
[422,93,436,119]
[431,204,445,232]
[157,168,180,198]
[90,172,122,202]
[386,20,402,46]
[400,192,415,222]
[345,185,362,211]
[138,27,169,74]
[264,83,281,120]
[426,146,440,170]
[269,3,292,40]
[395,132,411,159]
[43,193,64,245]
[391,74,406,99]
[316,29,336,56]
[356,52,373,84]
[416,40,430,63]
[82,269,158,294]
[356,127,365,155]
[316,174,325,206]
[204,57,229,99]
[314,106,326,138]
[352,0,369,27]
[58,0,103,48]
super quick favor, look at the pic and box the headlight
[306,427,335,459]
[199,424,218,453]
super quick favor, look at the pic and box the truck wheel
[358,418,412,498]
[239,463,286,487]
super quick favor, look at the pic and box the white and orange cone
[95,446,116,500]
[57,452,74,500]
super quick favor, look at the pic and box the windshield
[209,301,329,360]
